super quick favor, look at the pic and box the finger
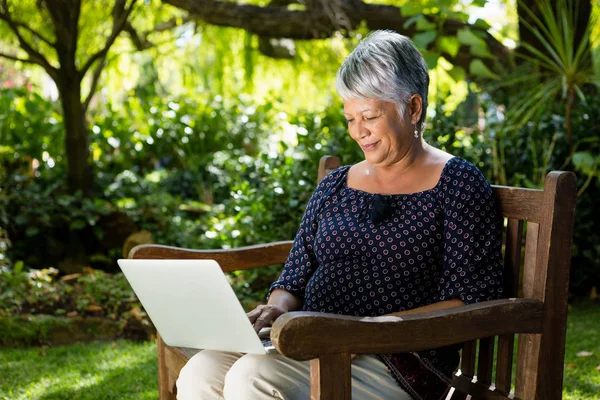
[254,310,276,333]
[247,305,264,324]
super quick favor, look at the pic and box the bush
[1,85,598,301]
[0,262,146,323]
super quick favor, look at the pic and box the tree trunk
[57,78,93,197]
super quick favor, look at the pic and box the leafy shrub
[0,263,145,323]
[1,85,598,300]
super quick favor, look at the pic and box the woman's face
[343,98,413,166]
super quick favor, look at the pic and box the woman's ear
[408,95,423,124]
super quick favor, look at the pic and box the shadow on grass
[0,340,158,400]
[37,357,158,400]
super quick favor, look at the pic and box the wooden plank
[495,219,523,393]
[522,223,539,298]
[515,172,576,400]
[272,299,543,360]
[310,354,351,400]
[504,219,524,297]
[318,156,341,181]
[129,241,293,272]
[515,223,540,398]
[452,341,477,400]
[492,186,543,223]
[461,340,477,377]
[526,172,576,400]
[477,337,495,386]
[447,387,469,400]
[495,334,515,393]
[514,333,541,399]
[452,374,516,400]
[164,346,190,379]
[157,333,177,400]
[167,371,179,398]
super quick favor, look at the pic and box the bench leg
[158,333,177,400]
[310,353,351,400]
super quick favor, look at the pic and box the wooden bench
[129,155,576,400]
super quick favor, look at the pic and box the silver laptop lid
[117,259,266,354]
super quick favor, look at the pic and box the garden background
[0,0,599,399]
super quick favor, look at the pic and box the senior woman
[177,30,504,400]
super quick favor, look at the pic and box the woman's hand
[247,304,288,333]
[247,289,302,333]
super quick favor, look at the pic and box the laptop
[117,259,275,354]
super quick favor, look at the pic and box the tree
[0,0,185,196]
[164,0,511,73]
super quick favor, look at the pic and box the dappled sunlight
[0,341,158,400]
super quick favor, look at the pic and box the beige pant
[176,350,412,400]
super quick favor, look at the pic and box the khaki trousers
[176,350,412,400]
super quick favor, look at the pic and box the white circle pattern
[269,157,503,318]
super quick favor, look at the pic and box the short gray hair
[336,30,429,125]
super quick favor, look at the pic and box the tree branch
[163,0,510,70]
[82,55,106,112]
[79,0,138,76]
[0,51,44,66]
[12,21,55,48]
[124,15,193,51]
[0,2,59,79]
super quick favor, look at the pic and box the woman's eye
[366,116,378,121]
[346,119,354,123]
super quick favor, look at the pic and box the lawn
[0,341,157,400]
[0,303,598,400]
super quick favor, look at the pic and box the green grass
[0,303,598,400]
[563,302,600,400]
[0,340,157,400]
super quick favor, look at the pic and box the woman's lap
[176,349,412,399]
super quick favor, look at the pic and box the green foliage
[0,264,144,323]
[1,174,114,269]
[503,0,599,142]
[3,80,600,299]
[0,85,64,181]
[401,0,497,79]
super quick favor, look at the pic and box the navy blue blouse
[269,157,504,400]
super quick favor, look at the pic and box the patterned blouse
[268,156,504,400]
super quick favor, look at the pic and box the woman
[177,30,503,400]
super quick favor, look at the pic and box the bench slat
[129,241,293,272]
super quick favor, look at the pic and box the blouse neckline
[342,156,458,198]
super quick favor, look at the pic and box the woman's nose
[351,121,369,139]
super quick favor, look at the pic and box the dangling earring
[414,125,419,139]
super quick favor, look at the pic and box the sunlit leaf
[469,59,498,79]
[416,17,436,31]
[422,51,440,68]
[457,28,486,47]
[473,18,491,30]
[572,152,596,173]
[412,31,437,50]
[437,36,460,58]
[400,2,423,17]
[447,66,466,82]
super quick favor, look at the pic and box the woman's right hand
[247,304,288,333]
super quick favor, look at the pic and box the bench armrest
[271,298,543,360]
[128,241,293,272]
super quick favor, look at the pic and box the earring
[414,125,419,139]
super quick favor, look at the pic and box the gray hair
[336,30,429,126]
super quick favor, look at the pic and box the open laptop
[117,259,275,354]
